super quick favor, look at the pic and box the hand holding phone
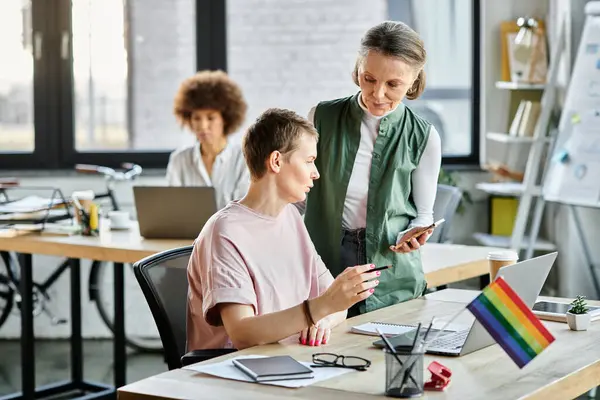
[390,219,445,253]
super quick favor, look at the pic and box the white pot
[566,311,590,331]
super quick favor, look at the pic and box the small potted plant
[566,295,590,331]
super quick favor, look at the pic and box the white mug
[108,211,130,230]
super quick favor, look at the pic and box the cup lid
[72,190,95,200]
[487,250,519,261]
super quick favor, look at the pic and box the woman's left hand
[390,227,433,253]
[299,319,331,346]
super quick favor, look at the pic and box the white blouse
[165,141,250,210]
[307,96,441,238]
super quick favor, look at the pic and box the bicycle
[0,163,163,352]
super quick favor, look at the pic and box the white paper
[551,123,600,206]
[0,196,66,214]
[184,355,352,388]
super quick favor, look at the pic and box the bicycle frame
[0,163,141,327]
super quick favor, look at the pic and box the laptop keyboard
[429,329,469,349]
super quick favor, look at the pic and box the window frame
[0,0,226,170]
[0,0,478,170]
[0,0,57,169]
[389,0,481,165]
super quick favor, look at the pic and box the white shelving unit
[486,131,552,144]
[475,182,542,197]
[473,233,557,252]
[495,81,546,90]
[476,20,567,257]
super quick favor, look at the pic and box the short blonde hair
[242,108,318,180]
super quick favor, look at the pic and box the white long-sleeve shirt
[166,141,250,210]
[306,96,441,237]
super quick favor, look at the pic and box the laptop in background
[133,186,217,239]
[373,252,558,357]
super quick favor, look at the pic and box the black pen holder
[384,349,424,398]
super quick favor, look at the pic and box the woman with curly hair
[167,70,250,209]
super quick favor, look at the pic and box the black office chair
[429,184,463,244]
[133,245,236,370]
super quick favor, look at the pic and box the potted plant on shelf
[566,295,590,331]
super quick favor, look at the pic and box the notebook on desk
[350,322,416,337]
[232,355,314,382]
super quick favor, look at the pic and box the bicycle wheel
[90,261,163,352]
[0,252,15,329]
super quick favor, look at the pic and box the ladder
[474,17,567,260]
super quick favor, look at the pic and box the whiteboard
[543,3,600,208]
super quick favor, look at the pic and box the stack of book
[508,100,541,137]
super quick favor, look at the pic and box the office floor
[0,339,166,397]
[0,339,597,399]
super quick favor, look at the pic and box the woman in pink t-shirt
[187,108,381,350]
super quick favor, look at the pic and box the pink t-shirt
[186,202,334,351]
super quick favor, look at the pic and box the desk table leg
[114,262,126,388]
[19,253,35,399]
[70,258,83,384]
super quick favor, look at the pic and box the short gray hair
[352,21,427,100]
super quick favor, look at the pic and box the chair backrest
[133,245,193,370]
[429,184,462,243]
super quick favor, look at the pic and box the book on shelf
[509,100,541,137]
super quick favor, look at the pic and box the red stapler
[424,361,452,391]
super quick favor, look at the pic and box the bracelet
[303,299,316,327]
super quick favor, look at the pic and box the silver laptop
[375,252,558,357]
[133,186,218,239]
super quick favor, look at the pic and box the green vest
[304,93,431,313]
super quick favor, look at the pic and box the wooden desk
[0,222,186,399]
[420,243,498,287]
[0,221,190,264]
[117,290,600,400]
[0,225,500,399]
[0,224,499,285]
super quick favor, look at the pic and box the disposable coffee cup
[72,190,95,224]
[488,250,519,281]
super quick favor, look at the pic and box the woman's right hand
[318,264,380,314]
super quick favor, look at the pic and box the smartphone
[394,218,445,248]
[533,301,600,315]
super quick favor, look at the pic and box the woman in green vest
[302,21,442,317]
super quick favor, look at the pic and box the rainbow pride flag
[466,277,555,368]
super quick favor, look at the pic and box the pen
[371,265,392,273]
[358,265,391,292]
[420,317,435,349]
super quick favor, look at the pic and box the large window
[0,0,478,169]
[0,0,222,169]
[391,0,478,161]
[226,0,480,164]
[0,0,35,155]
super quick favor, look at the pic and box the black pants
[340,228,367,318]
